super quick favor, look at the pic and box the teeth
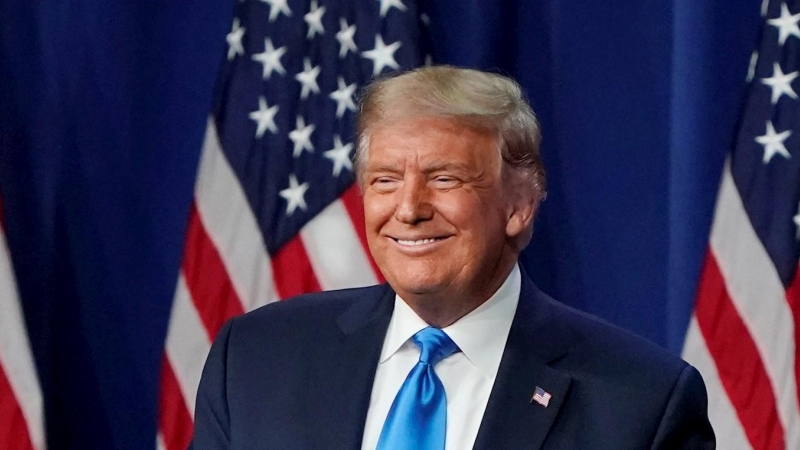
[396,238,439,246]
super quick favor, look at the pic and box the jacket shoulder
[225,284,389,341]
[543,294,688,375]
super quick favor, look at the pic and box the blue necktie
[376,327,461,450]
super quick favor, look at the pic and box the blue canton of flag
[213,0,431,254]
[734,0,800,284]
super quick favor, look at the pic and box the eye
[371,176,400,192]
[432,175,459,188]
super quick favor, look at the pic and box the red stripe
[272,235,321,299]
[0,363,34,450]
[182,202,245,340]
[158,356,194,450]
[785,265,800,412]
[0,187,33,450]
[339,184,385,283]
[695,250,785,450]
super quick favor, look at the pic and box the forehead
[366,116,498,168]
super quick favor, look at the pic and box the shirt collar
[379,264,521,380]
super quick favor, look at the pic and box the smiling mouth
[394,238,444,246]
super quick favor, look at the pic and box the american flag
[681,0,800,449]
[0,190,45,450]
[155,0,430,448]
[531,386,551,408]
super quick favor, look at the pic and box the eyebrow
[364,163,402,174]
[364,161,473,174]
[424,162,470,172]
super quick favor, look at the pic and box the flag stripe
[156,433,167,450]
[787,267,800,412]
[695,250,784,450]
[339,184,385,282]
[710,162,800,445]
[182,203,246,340]
[165,275,212,416]
[683,316,753,450]
[158,356,194,450]
[0,198,45,450]
[196,119,279,312]
[0,365,34,450]
[300,198,379,290]
[271,235,322,299]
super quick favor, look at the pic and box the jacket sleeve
[651,364,716,449]
[189,319,235,450]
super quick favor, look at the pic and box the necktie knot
[413,327,460,366]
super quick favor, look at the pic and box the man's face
[363,116,525,313]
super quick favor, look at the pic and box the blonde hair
[355,65,546,205]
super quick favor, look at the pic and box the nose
[394,178,433,224]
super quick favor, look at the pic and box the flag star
[336,18,358,58]
[420,13,430,26]
[379,0,406,17]
[746,51,759,83]
[324,135,354,176]
[755,120,792,163]
[362,35,401,76]
[329,77,357,118]
[794,203,800,240]
[251,38,287,80]
[768,3,800,45]
[288,116,315,157]
[248,96,279,138]
[295,58,321,99]
[226,19,245,61]
[279,174,310,215]
[761,62,799,104]
[304,0,326,39]
[261,0,292,22]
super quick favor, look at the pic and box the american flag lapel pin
[530,386,552,407]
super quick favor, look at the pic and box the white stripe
[682,316,752,450]
[156,433,167,450]
[709,161,800,446]
[164,275,212,417]
[195,118,280,311]
[0,229,46,450]
[300,199,379,290]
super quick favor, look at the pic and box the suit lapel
[305,285,395,450]
[473,274,577,450]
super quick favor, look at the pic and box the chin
[389,274,448,297]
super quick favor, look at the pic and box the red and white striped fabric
[0,195,46,450]
[156,120,383,450]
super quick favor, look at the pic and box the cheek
[436,195,493,229]
[363,194,390,231]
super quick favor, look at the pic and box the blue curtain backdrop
[0,0,762,448]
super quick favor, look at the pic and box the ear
[505,196,536,238]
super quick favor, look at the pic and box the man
[191,66,715,449]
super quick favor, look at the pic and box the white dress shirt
[360,265,521,450]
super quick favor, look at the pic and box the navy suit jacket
[191,272,715,449]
